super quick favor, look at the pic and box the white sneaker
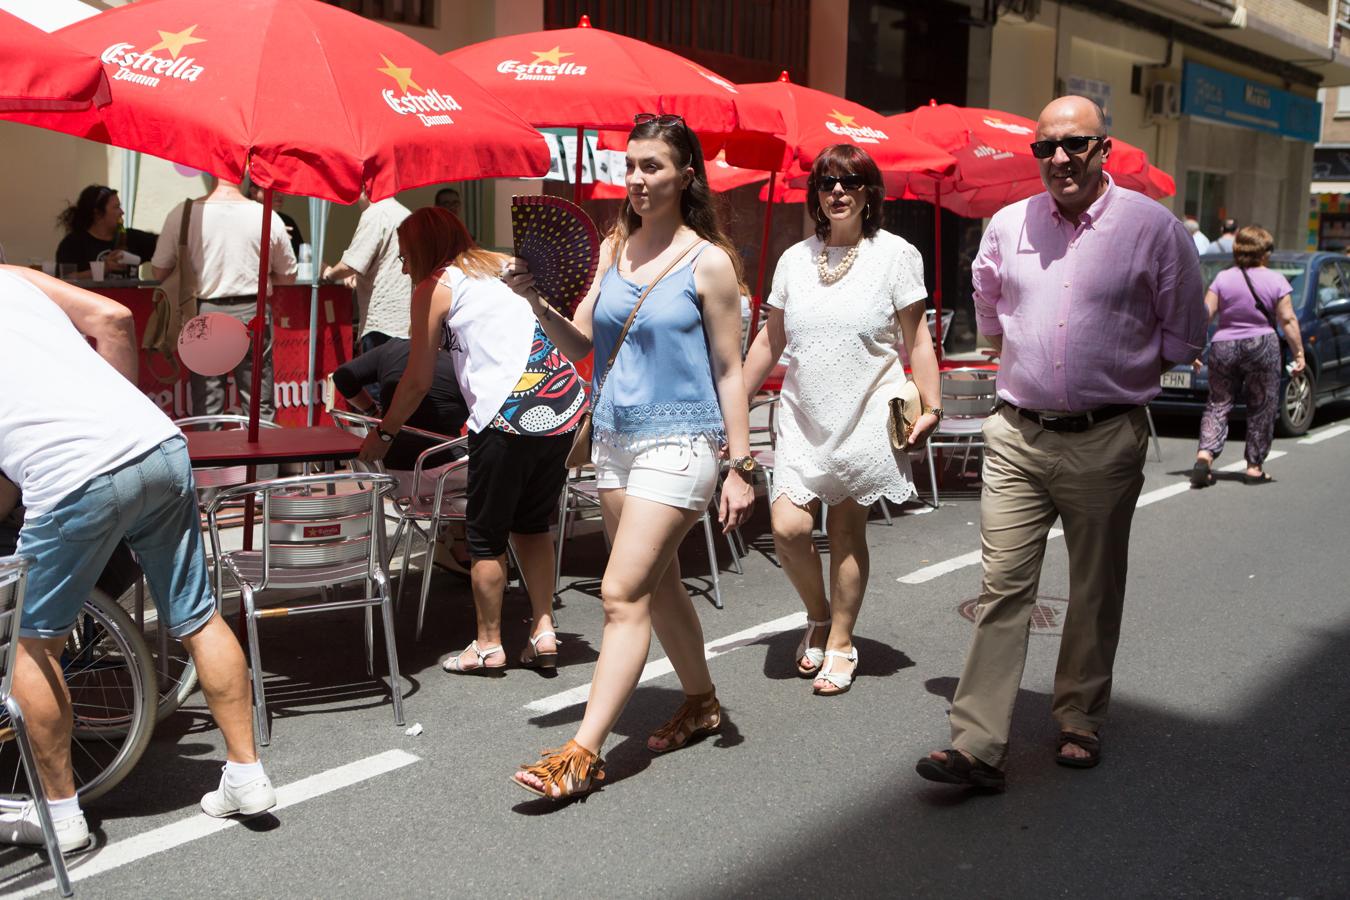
[200,772,277,818]
[0,800,91,854]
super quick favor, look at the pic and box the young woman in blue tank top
[503,114,755,800]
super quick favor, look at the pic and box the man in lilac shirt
[917,96,1206,790]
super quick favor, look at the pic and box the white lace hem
[770,480,917,508]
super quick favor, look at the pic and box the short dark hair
[435,187,460,205]
[805,144,885,243]
[1233,224,1273,269]
[1220,218,1238,235]
[57,185,117,234]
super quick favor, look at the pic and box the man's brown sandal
[1055,731,1101,768]
[915,749,1006,790]
[646,690,721,754]
[510,740,606,799]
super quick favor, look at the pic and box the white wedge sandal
[813,646,858,696]
[795,618,831,677]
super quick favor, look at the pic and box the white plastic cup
[90,260,106,281]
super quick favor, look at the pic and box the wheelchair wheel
[0,590,157,803]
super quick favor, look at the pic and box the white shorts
[593,436,721,511]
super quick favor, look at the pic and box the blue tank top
[590,247,725,448]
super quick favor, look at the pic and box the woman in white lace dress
[743,144,941,696]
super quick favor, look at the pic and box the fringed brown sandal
[646,690,721,754]
[510,740,605,800]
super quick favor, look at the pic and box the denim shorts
[17,435,216,640]
[593,436,720,511]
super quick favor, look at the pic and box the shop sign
[1181,61,1320,143]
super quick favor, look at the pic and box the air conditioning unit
[1147,82,1180,120]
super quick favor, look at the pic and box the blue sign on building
[1181,61,1321,143]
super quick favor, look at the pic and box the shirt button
[1056,362,1063,368]
[1058,321,1065,327]
[1063,282,1070,287]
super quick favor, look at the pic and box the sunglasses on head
[634,113,685,127]
[1029,135,1106,159]
[817,174,867,192]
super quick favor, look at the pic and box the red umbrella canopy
[445,16,784,156]
[889,103,1174,216]
[5,0,548,201]
[0,10,110,112]
[738,72,955,186]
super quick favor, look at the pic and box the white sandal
[813,647,858,696]
[795,618,831,677]
[520,631,559,669]
[441,641,506,677]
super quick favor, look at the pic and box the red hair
[397,206,504,284]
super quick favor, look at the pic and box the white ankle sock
[223,760,265,788]
[46,795,82,823]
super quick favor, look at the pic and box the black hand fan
[511,194,600,315]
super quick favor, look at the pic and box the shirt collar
[1048,172,1116,227]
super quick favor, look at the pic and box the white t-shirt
[152,197,297,299]
[342,198,411,340]
[0,269,179,517]
[437,265,535,433]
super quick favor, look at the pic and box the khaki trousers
[949,405,1149,768]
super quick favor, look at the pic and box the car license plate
[1161,371,1192,389]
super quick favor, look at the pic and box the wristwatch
[924,406,945,422]
[376,426,396,443]
[729,455,760,475]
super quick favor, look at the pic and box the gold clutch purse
[887,380,924,450]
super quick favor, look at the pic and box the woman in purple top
[1190,225,1306,487]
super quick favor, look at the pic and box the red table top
[185,426,362,467]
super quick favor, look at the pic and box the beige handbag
[142,199,198,382]
[565,240,706,468]
[886,380,924,450]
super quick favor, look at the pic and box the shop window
[321,0,435,28]
[1336,87,1350,119]
[1184,170,1228,241]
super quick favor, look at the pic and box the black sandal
[1189,460,1214,489]
[1055,731,1101,769]
[1242,471,1274,485]
[915,749,1006,790]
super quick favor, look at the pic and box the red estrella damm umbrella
[0,10,110,112]
[5,0,550,440]
[730,72,956,336]
[445,15,786,201]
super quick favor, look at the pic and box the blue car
[1151,251,1350,436]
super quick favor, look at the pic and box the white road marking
[524,612,807,715]
[897,451,1290,585]
[1299,424,1350,445]
[4,750,419,898]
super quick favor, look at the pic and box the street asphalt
[2,401,1347,899]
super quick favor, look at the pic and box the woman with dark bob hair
[742,144,941,696]
[55,185,157,278]
[501,114,755,799]
[1189,224,1305,487]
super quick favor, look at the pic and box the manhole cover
[957,596,1068,635]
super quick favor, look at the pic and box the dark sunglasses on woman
[1029,135,1106,159]
[634,113,685,127]
[817,174,867,192]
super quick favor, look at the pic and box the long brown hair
[608,118,743,283]
[397,206,505,284]
[806,145,885,243]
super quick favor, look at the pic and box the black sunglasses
[634,113,684,127]
[1029,135,1106,159]
[817,174,867,192]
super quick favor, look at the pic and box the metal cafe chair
[0,555,74,897]
[328,411,471,641]
[925,368,1000,506]
[205,472,403,747]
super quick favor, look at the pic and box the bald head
[1037,95,1107,137]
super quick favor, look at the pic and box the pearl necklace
[817,240,862,285]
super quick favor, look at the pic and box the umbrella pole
[306,198,330,426]
[247,186,275,442]
[932,178,943,362]
[573,126,585,204]
[751,170,778,338]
